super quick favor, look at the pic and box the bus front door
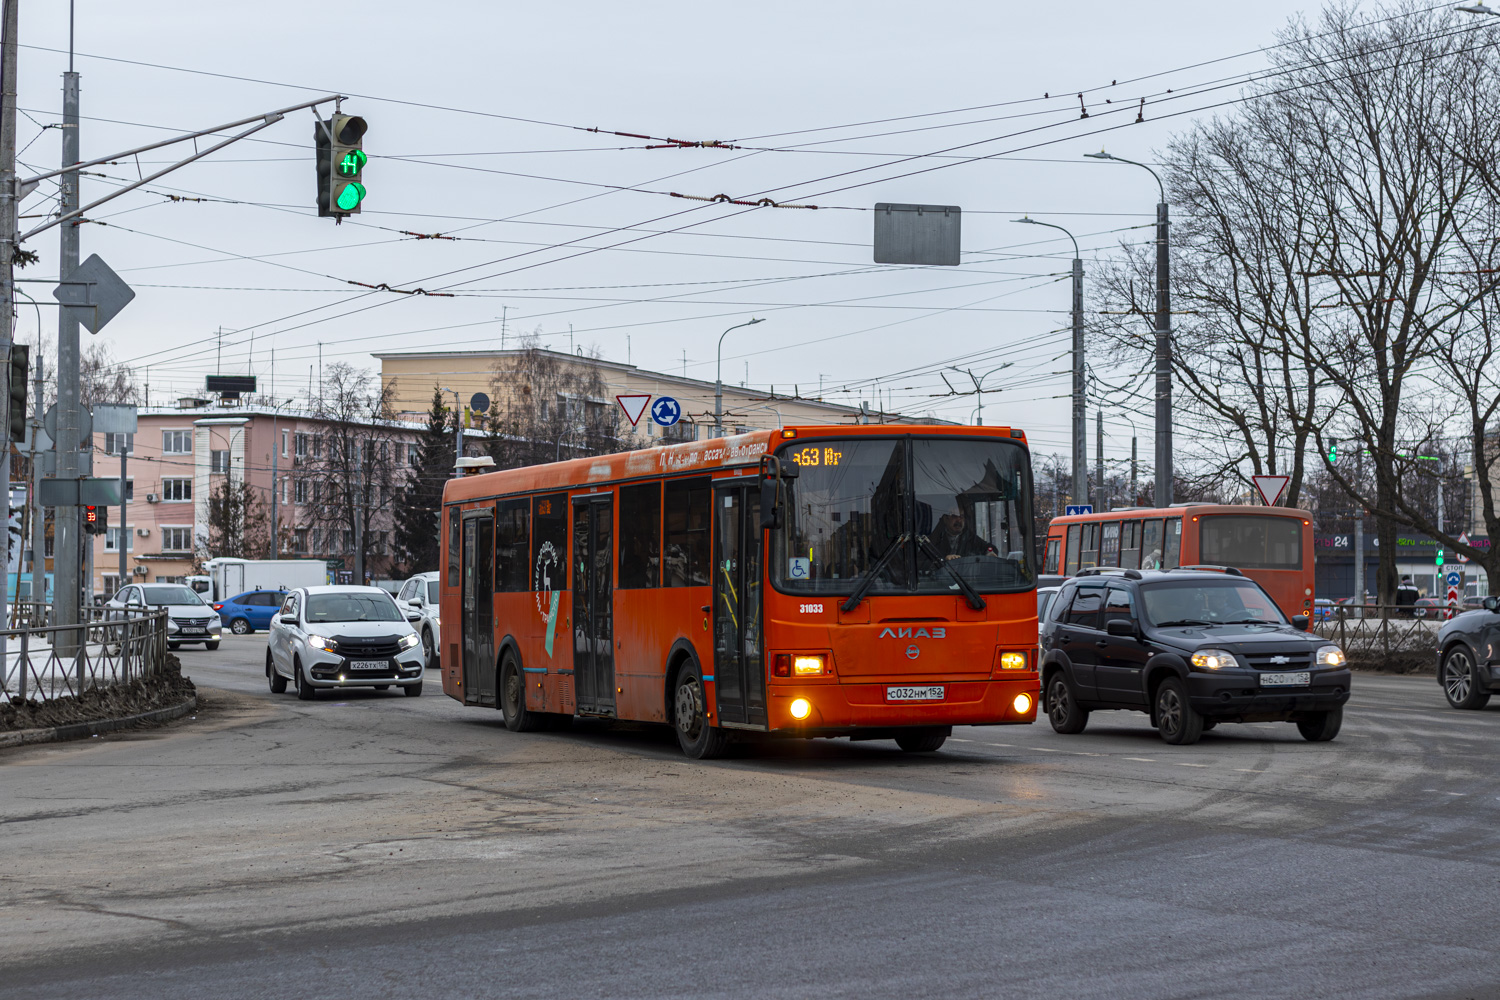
[712,483,765,728]
[462,513,496,705]
[571,495,615,716]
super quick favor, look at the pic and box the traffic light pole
[54,65,82,649]
[0,0,17,639]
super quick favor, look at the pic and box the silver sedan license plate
[1260,671,1311,687]
[887,684,944,702]
[349,660,388,671]
[181,627,206,635]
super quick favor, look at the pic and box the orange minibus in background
[1042,504,1316,619]
[439,425,1041,758]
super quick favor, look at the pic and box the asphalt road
[2,635,1497,999]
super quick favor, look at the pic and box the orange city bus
[1042,504,1316,618]
[438,424,1042,758]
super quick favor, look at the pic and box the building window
[161,478,192,502]
[294,528,309,554]
[295,479,309,505]
[408,445,419,467]
[210,450,230,474]
[102,573,122,595]
[162,430,192,454]
[104,526,134,552]
[393,442,404,465]
[281,477,289,504]
[282,429,289,458]
[311,528,323,554]
[104,432,134,455]
[160,526,192,552]
[295,433,308,458]
[156,575,186,584]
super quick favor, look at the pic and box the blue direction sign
[1065,504,1093,516]
[1446,571,1462,588]
[651,396,681,427]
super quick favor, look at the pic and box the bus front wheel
[673,660,728,760]
[500,656,542,732]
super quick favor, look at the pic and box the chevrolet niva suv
[1039,568,1350,745]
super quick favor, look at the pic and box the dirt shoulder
[1,655,196,733]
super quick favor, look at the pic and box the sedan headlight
[307,634,336,652]
[398,633,420,650]
[209,616,222,628]
[1315,644,1347,667]
[1189,648,1238,670]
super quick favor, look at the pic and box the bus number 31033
[800,603,825,614]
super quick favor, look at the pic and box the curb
[0,694,198,750]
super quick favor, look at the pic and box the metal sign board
[616,394,651,427]
[651,396,681,427]
[206,375,257,395]
[1064,504,1093,516]
[1446,571,1462,588]
[1251,474,1291,507]
[873,203,961,266]
[52,253,136,333]
[43,403,92,444]
[469,391,491,414]
[92,403,138,434]
[1457,532,1470,563]
[37,477,122,506]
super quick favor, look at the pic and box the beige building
[377,348,931,445]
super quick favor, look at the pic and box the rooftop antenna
[501,305,509,350]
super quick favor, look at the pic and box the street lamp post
[269,398,294,557]
[1086,150,1173,505]
[1014,217,1085,508]
[715,318,763,437]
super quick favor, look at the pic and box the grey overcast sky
[13,0,1337,455]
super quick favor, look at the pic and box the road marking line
[1235,768,1266,773]
[1445,792,1466,796]
[1123,757,1157,762]
[1030,747,1061,752]
[1176,762,1209,768]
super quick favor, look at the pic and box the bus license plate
[1260,671,1310,687]
[887,685,944,702]
[349,660,388,671]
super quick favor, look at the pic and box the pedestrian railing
[1313,604,1447,658]
[1,604,170,703]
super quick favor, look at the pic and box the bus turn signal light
[1012,693,1032,714]
[789,698,812,720]
[773,654,790,677]
[793,655,825,676]
[999,651,1028,670]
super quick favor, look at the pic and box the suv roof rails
[1175,564,1244,577]
[1076,567,1144,580]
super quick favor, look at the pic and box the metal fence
[2,604,170,703]
[1313,604,1446,658]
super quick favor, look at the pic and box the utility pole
[1014,217,1085,506]
[353,449,364,585]
[1130,432,1138,506]
[0,0,17,633]
[29,351,43,607]
[1095,408,1104,512]
[117,431,127,591]
[54,45,83,643]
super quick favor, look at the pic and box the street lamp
[1086,149,1173,505]
[715,318,764,437]
[441,386,462,467]
[1014,216,1086,509]
[1457,2,1500,14]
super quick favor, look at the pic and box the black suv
[1039,568,1351,745]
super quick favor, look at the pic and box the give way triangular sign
[616,394,651,426]
[1251,474,1291,507]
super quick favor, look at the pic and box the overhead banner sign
[1251,475,1290,507]
[616,394,651,426]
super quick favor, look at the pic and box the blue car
[213,589,288,635]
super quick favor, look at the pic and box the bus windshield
[774,436,1034,595]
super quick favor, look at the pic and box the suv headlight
[1189,648,1238,670]
[307,635,336,652]
[1315,644,1346,667]
[399,633,420,650]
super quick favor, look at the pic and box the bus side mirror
[760,479,781,530]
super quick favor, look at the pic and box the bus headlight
[1000,651,1028,670]
[1189,648,1237,670]
[789,698,812,720]
[792,655,825,676]
[1316,644,1346,667]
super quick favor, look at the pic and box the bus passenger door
[712,483,765,727]
[572,495,616,716]
[462,513,495,705]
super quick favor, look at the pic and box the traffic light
[1327,439,1337,464]
[83,505,108,535]
[8,343,27,442]
[1436,548,1445,568]
[315,113,367,217]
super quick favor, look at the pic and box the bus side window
[1099,521,1121,567]
[619,483,662,589]
[1120,520,1141,570]
[446,506,461,587]
[1164,518,1183,569]
[495,497,532,592]
[1079,523,1099,570]
[664,477,712,587]
[1064,524,1081,575]
[1140,519,1164,569]
[533,492,569,593]
[1043,537,1061,575]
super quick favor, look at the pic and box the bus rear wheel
[500,656,542,732]
[673,660,728,759]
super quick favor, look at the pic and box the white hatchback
[395,571,441,669]
[267,585,426,700]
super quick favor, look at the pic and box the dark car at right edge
[1435,595,1500,709]
[1040,568,1351,744]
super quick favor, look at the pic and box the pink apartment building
[87,399,424,596]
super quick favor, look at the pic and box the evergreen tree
[393,387,454,573]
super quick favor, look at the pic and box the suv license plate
[349,660,388,671]
[1260,671,1311,687]
[887,685,944,702]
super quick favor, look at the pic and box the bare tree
[207,478,269,559]
[484,336,624,469]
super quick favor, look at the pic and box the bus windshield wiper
[841,533,910,614]
[915,535,987,611]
